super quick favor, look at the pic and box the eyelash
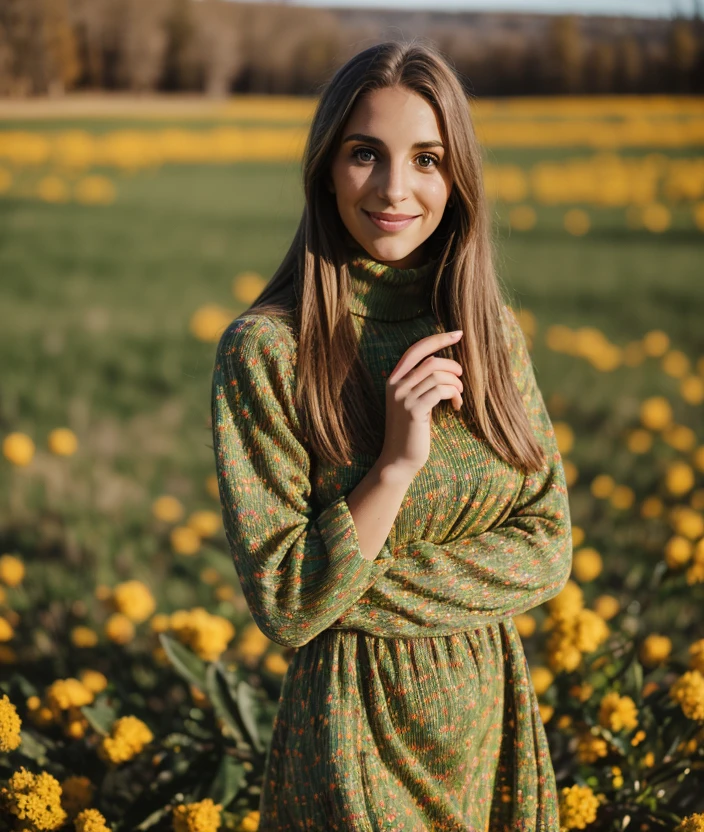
[351,147,440,168]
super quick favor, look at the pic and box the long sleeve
[331,304,573,636]
[211,314,396,649]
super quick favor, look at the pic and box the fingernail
[449,330,463,337]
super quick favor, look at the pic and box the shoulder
[215,312,298,374]
[499,302,526,350]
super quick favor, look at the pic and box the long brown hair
[239,39,546,475]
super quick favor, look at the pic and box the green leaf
[205,663,246,746]
[135,805,172,831]
[16,730,49,765]
[208,753,246,808]
[159,633,208,690]
[81,698,118,735]
[236,680,265,755]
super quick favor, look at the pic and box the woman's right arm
[211,315,405,649]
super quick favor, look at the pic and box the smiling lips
[364,210,420,231]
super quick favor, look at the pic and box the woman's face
[329,85,453,270]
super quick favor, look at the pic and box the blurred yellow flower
[79,669,108,694]
[1,767,67,830]
[539,703,554,723]
[666,461,695,496]
[113,580,156,623]
[60,774,94,819]
[610,485,635,510]
[663,424,697,452]
[0,693,22,752]
[631,729,646,746]
[573,609,610,654]
[187,510,221,538]
[152,494,184,523]
[643,750,656,767]
[508,204,536,231]
[233,270,267,304]
[104,613,136,645]
[690,640,704,674]
[681,375,704,405]
[0,166,12,193]
[206,474,220,500]
[571,525,585,547]
[214,584,236,602]
[98,715,154,765]
[598,692,638,732]
[263,652,289,676]
[665,535,693,568]
[590,474,615,499]
[0,553,24,587]
[46,678,94,716]
[70,626,99,648]
[669,670,704,721]
[572,547,603,582]
[74,807,111,832]
[626,428,653,454]
[622,341,645,367]
[0,616,12,642]
[576,730,608,764]
[593,594,619,621]
[695,447,704,474]
[562,460,578,487]
[38,174,70,203]
[170,526,201,556]
[2,432,35,466]
[641,202,670,232]
[95,584,112,601]
[662,350,690,379]
[675,814,704,832]
[173,797,223,832]
[170,607,235,662]
[235,621,271,664]
[149,613,171,633]
[553,422,574,455]
[671,506,704,540]
[74,175,116,206]
[639,634,672,667]
[642,330,670,357]
[47,427,78,456]
[563,208,590,236]
[200,567,221,585]
[639,396,673,430]
[237,810,261,832]
[190,304,232,343]
[641,496,664,519]
[530,666,554,696]
[558,784,599,830]
[546,580,584,617]
[513,613,536,637]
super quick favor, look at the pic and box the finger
[388,330,462,385]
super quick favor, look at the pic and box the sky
[284,0,700,15]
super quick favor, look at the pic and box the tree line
[0,0,702,98]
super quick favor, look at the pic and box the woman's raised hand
[380,330,464,478]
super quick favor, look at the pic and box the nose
[375,157,410,206]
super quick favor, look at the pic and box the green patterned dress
[211,247,573,832]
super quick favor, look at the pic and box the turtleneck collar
[346,244,440,322]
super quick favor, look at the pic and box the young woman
[211,40,572,832]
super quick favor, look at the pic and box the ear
[326,176,336,195]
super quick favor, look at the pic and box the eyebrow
[342,132,445,150]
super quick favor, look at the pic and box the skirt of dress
[257,623,559,832]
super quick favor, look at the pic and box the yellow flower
[642,330,670,357]
[627,428,653,454]
[611,765,624,789]
[98,715,153,765]
[675,813,704,832]
[2,432,35,466]
[112,580,156,623]
[170,526,201,556]
[150,613,171,633]
[590,474,615,499]
[598,692,638,732]
[79,669,108,694]
[539,703,554,723]
[71,626,99,648]
[563,460,578,487]
[214,584,236,602]
[571,526,585,547]
[631,729,646,747]
[263,652,289,676]
[152,495,184,524]
[530,666,554,696]
[643,750,655,767]
[75,807,111,832]
[170,607,235,662]
[0,693,22,752]
[189,304,232,344]
[664,424,697,452]
[553,422,574,455]
[104,613,135,645]
[0,553,25,586]
[205,474,220,500]
[639,634,672,667]
[547,633,582,673]
[669,670,704,721]
[234,621,271,664]
[639,396,673,430]
[671,507,704,540]
[172,797,223,832]
[60,775,94,819]
[641,496,664,519]
[576,730,609,764]
[513,613,536,637]
[187,510,221,539]
[573,609,609,654]
[569,682,593,703]
[572,547,602,582]
[546,580,584,617]
[610,485,635,510]
[237,810,261,832]
[689,640,704,674]
[681,376,704,405]
[0,615,14,642]
[666,461,695,497]
[662,350,690,379]
[593,594,619,621]
[665,535,693,569]
[0,766,67,830]
[75,175,116,206]
[47,427,78,456]
[558,784,599,830]
[45,678,94,716]
[694,447,704,473]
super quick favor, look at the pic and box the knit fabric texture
[211,246,573,831]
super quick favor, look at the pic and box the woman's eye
[418,153,440,168]
[352,148,375,163]
[351,148,440,168]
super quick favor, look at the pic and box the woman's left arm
[333,305,573,633]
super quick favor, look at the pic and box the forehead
[344,87,443,139]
